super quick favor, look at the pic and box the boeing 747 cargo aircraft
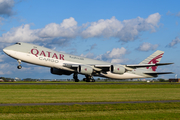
[3,42,173,82]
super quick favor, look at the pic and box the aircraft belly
[100,72,143,79]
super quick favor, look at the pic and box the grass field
[0,82,180,119]
[1,103,180,120]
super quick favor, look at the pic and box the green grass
[0,83,180,119]
[0,103,180,120]
[0,83,180,89]
[0,83,180,103]
[0,88,180,103]
[1,110,180,120]
[1,102,180,113]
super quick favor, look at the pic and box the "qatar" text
[31,49,64,60]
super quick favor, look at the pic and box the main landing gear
[17,60,22,69]
[73,73,79,82]
[73,73,95,82]
[83,75,95,82]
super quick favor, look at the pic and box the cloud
[90,43,97,50]
[0,54,6,62]
[0,24,42,43]
[80,47,128,64]
[0,42,10,52]
[85,43,97,51]
[81,16,123,38]
[166,11,173,16]
[82,13,161,41]
[38,17,78,38]
[0,13,161,44]
[0,0,15,16]
[0,16,4,24]
[0,63,13,75]
[177,12,180,17]
[137,42,158,51]
[0,19,77,44]
[111,58,128,64]
[167,37,180,47]
[145,13,161,27]
[166,11,180,17]
[80,52,95,59]
[0,17,79,44]
[96,47,128,63]
[105,47,127,59]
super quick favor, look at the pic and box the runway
[1,100,180,106]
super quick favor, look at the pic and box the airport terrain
[0,82,180,119]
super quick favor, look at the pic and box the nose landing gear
[17,60,22,69]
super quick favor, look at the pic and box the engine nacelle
[111,65,125,74]
[78,65,93,75]
[51,68,73,75]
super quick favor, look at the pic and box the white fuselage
[3,42,153,79]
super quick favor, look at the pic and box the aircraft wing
[63,63,174,71]
[63,63,111,71]
[63,63,80,68]
[94,65,111,67]
[63,63,111,68]
[126,63,173,68]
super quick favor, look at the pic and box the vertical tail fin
[139,50,164,71]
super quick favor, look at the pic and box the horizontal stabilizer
[155,63,174,66]
[144,72,174,75]
[126,63,173,68]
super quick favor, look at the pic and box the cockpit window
[15,42,21,45]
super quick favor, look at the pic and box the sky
[0,0,180,80]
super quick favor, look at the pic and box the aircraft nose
[3,46,13,55]
[3,47,8,53]
[3,48,8,53]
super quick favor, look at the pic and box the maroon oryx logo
[147,53,163,71]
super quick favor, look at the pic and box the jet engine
[78,65,93,75]
[51,68,73,75]
[111,65,125,74]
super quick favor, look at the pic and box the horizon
[0,0,179,80]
